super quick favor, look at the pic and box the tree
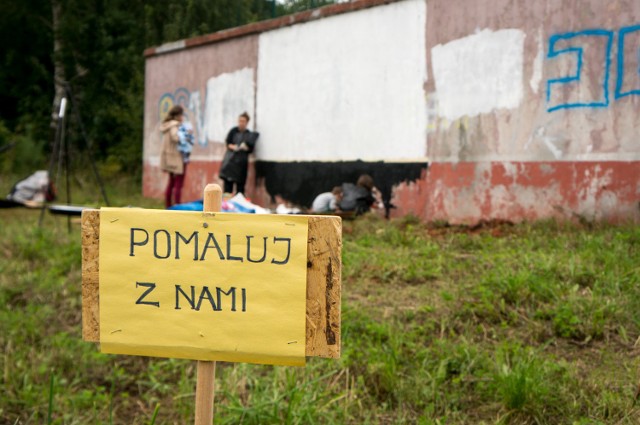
[50,0,66,129]
[0,0,336,176]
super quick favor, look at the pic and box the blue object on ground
[168,199,203,211]
[228,201,255,213]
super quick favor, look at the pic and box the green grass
[2,175,640,423]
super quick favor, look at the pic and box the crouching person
[311,186,343,213]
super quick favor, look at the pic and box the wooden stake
[195,360,216,424]
[203,183,222,212]
[194,183,222,425]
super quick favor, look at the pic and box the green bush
[0,122,47,177]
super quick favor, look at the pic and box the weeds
[1,186,640,423]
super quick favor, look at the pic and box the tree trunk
[50,0,66,129]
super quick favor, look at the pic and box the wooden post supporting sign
[194,184,222,424]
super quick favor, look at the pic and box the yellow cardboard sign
[98,208,308,366]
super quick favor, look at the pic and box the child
[177,121,194,164]
[311,186,343,213]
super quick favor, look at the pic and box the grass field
[2,176,640,424]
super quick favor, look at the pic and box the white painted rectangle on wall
[204,67,256,143]
[256,0,428,161]
[431,28,525,121]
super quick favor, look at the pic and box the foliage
[0,121,47,176]
[0,0,336,177]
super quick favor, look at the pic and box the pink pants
[164,164,187,208]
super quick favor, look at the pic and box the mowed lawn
[2,189,640,424]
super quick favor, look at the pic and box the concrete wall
[420,0,640,223]
[143,0,640,223]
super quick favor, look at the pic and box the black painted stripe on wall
[254,160,428,209]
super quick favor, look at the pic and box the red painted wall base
[143,160,271,206]
[144,160,640,224]
[392,161,640,224]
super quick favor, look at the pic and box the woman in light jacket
[160,105,186,208]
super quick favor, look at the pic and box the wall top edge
[143,0,407,58]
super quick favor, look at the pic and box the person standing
[160,105,187,208]
[220,112,258,194]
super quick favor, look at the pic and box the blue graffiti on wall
[546,25,640,112]
[616,24,640,99]
[158,88,206,146]
[546,29,614,112]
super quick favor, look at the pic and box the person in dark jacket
[220,112,258,194]
[339,174,381,215]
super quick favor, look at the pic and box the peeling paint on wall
[431,28,525,121]
[529,28,544,94]
[411,161,640,225]
[204,68,256,143]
